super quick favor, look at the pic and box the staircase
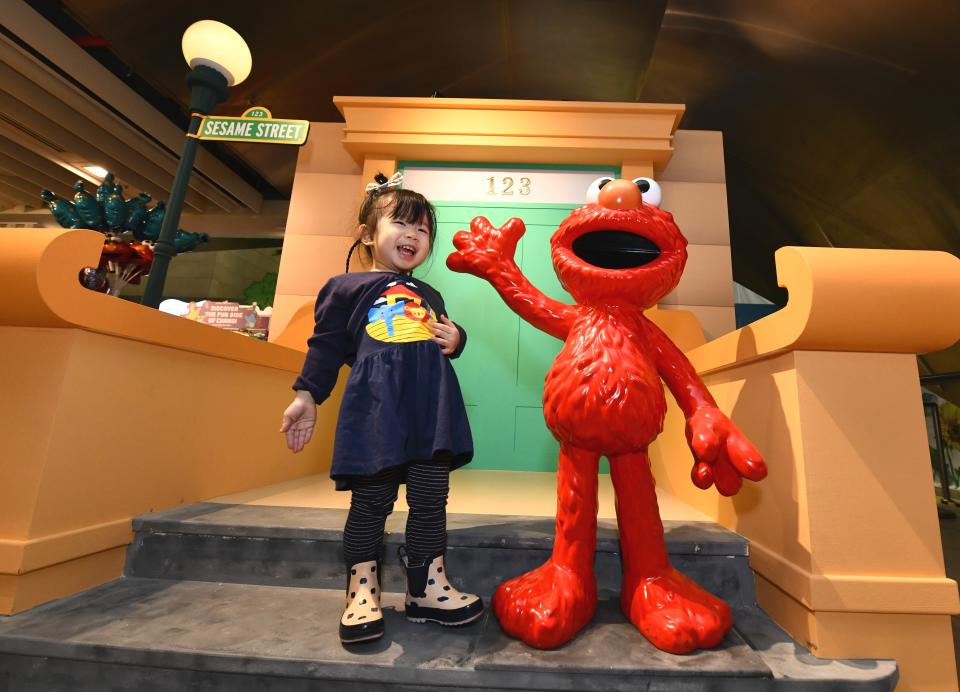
[0,504,898,690]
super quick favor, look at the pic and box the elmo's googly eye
[632,178,662,208]
[586,177,615,203]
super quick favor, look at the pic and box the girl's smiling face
[363,212,432,274]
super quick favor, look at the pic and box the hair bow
[364,171,404,194]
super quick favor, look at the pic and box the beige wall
[270,122,362,340]
[659,131,735,340]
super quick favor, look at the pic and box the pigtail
[347,174,388,273]
[345,238,362,274]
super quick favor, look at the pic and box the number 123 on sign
[487,176,531,196]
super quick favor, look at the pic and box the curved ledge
[688,245,960,374]
[0,228,305,373]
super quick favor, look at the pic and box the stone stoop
[124,504,758,607]
[0,503,898,691]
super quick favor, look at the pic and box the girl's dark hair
[345,179,438,273]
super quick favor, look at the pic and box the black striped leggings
[342,458,451,565]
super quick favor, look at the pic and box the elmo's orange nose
[597,178,642,210]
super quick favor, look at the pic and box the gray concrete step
[126,503,758,608]
[0,577,897,691]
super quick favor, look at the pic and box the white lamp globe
[181,20,251,86]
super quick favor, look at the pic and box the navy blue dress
[293,272,473,489]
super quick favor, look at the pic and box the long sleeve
[425,282,467,359]
[292,279,352,404]
[451,322,467,359]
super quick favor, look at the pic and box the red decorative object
[129,241,155,267]
[447,178,767,653]
[99,238,148,295]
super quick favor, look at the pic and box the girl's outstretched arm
[292,279,352,404]
[284,279,352,451]
[280,390,317,452]
[447,216,579,341]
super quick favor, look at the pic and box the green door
[416,202,576,472]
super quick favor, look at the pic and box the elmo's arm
[644,318,767,496]
[643,318,715,416]
[447,216,579,340]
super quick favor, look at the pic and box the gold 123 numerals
[487,176,531,196]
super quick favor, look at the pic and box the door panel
[418,203,575,471]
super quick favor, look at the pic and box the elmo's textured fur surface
[447,179,767,652]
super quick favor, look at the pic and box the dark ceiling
[25,0,960,399]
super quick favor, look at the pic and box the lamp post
[142,20,252,308]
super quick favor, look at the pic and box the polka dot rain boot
[399,546,484,626]
[339,559,384,644]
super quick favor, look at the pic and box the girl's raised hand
[280,390,317,453]
[429,315,460,355]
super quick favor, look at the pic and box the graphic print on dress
[366,280,437,343]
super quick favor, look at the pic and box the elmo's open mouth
[571,230,660,269]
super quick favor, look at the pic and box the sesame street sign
[194,106,309,145]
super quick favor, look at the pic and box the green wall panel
[417,202,610,473]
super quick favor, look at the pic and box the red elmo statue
[447,177,767,653]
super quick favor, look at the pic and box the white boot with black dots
[399,547,484,626]
[339,559,384,644]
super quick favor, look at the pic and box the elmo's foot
[622,567,732,654]
[492,560,597,649]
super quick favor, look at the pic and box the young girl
[280,173,482,644]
